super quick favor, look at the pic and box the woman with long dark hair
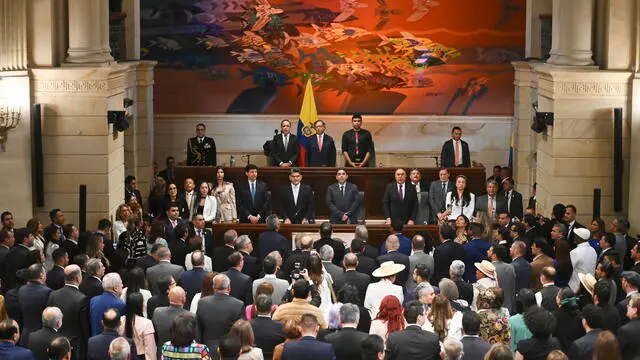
[213,166,237,223]
[307,253,334,317]
[588,218,606,253]
[444,175,475,221]
[454,214,470,244]
[552,288,584,352]
[148,178,167,219]
[509,289,536,353]
[515,306,560,360]
[189,272,216,313]
[26,218,45,253]
[369,295,406,342]
[120,292,157,359]
[43,226,63,271]
[423,294,463,341]
[147,221,168,253]
[120,267,152,317]
[195,181,217,222]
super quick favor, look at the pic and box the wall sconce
[0,106,21,152]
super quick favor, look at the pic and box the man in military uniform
[187,123,217,166]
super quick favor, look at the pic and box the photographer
[280,264,322,307]
[273,279,328,329]
[282,234,315,278]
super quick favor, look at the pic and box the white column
[66,0,113,63]
[123,0,141,60]
[547,0,595,66]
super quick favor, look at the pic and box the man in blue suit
[281,313,335,360]
[380,219,411,256]
[87,309,136,360]
[463,223,491,282]
[89,273,126,336]
[306,120,337,167]
[0,319,34,360]
[258,215,289,260]
[18,264,52,347]
[177,251,210,307]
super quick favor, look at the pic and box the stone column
[66,0,113,63]
[0,0,28,70]
[547,0,595,66]
[133,62,156,202]
[122,0,141,60]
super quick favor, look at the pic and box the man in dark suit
[124,176,143,211]
[510,241,532,292]
[307,120,336,167]
[147,275,175,319]
[350,239,377,279]
[474,180,507,220]
[47,265,90,360]
[326,168,362,224]
[333,253,370,305]
[44,209,66,244]
[428,168,455,224]
[157,156,176,185]
[460,311,491,360]
[251,295,286,359]
[225,252,253,305]
[341,113,373,168]
[177,251,210,307]
[87,309,136,360]
[152,286,190,354]
[147,247,184,296]
[27,307,63,360]
[0,230,14,292]
[79,259,105,300]
[18,264,52,347]
[235,235,260,280]
[164,203,188,243]
[502,177,524,220]
[135,243,161,274]
[433,225,466,284]
[213,229,237,273]
[0,319,34,360]
[46,248,68,291]
[258,215,289,260]
[236,164,272,224]
[281,168,315,224]
[281,313,335,360]
[3,228,34,290]
[377,235,410,286]
[440,126,471,168]
[271,119,299,167]
[313,222,346,266]
[186,123,216,166]
[618,293,640,360]
[569,305,604,360]
[385,300,440,360]
[61,224,81,264]
[409,168,430,224]
[383,168,418,225]
[196,273,244,352]
[189,215,214,259]
[617,271,640,324]
[324,303,368,359]
[169,223,190,269]
[178,178,198,221]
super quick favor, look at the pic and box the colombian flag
[296,78,318,167]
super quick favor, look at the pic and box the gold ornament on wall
[0,106,21,152]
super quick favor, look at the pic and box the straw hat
[578,273,597,295]
[573,228,591,241]
[474,260,496,279]
[372,261,406,278]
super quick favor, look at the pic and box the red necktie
[355,131,359,154]
[454,141,460,166]
[317,135,323,151]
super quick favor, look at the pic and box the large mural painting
[142,0,525,115]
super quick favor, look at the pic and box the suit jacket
[0,342,35,360]
[18,283,53,346]
[325,327,368,360]
[258,230,289,260]
[213,245,236,273]
[474,194,507,217]
[147,261,185,295]
[600,303,621,334]
[157,168,175,185]
[225,268,253,305]
[314,237,346,266]
[271,133,300,166]
[376,251,410,286]
[382,182,418,223]
[493,260,516,312]
[164,218,188,243]
[530,254,554,292]
[623,235,638,271]
[433,240,466,285]
[178,268,210,307]
[333,270,370,306]
[187,136,216,166]
[441,139,471,168]
[87,330,136,360]
[355,254,378,280]
[569,329,601,360]
[47,285,90,359]
[281,183,315,224]
[251,316,286,360]
[169,238,190,269]
[428,180,455,224]
[79,276,103,300]
[463,238,491,283]
[511,256,532,291]
[252,275,289,305]
[28,327,59,360]
[618,318,640,360]
[152,305,191,351]
[45,265,65,290]
[135,255,158,274]
[89,292,125,336]
[241,251,261,280]
[409,250,434,277]
[307,134,336,167]
[4,288,21,326]
[454,278,474,305]
[178,191,199,221]
[460,336,492,360]
[322,261,344,284]
[504,190,524,220]
[236,180,271,223]
[196,292,244,350]
[189,227,214,259]
[326,182,362,224]
[3,244,31,289]
[385,325,440,360]
[62,240,81,264]
[282,336,335,360]
[539,284,560,312]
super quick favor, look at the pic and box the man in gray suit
[326,168,362,224]
[474,180,507,220]
[147,247,185,295]
[319,245,344,282]
[488,244,516,313]
[152,286,190,355]
[197,273,244,351]
[428,168,455,224]
[409,169,430,225]
[409,235,434,276]
[252,255,289,305]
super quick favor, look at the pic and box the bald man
[152,286,190,356]
[47,265,89,359]
[333,253,371,306]
[28,307,63,360]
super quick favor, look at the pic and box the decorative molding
[554,82,628,96]
[32,79,109,92]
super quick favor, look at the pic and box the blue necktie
[251,182,256,202]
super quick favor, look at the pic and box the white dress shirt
[397,182,405,199]
[282,134,289,149]
[452,140,463,165]
[569,242,598,292]
[364,279,404,317]
[291,183,300,206]
[445,191,476,220]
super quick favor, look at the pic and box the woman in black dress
[552,287,585,352]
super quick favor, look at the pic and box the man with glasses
[187,123,216,166]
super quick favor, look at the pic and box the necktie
[340,185,345,197]
[355,131,359,154]
[293,185,298,206]
[250,182,256,202]
[317,135,323,151]
[507,191,512,213]
[398,184,403,200]
[454,141,460,166]
[415,184,421,202]
[442,182,446,195]
[171,220,177,228]
[198,137,202,144]
[488,196,494,218]
[284,135,288,150]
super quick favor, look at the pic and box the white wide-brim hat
[474,260,496,279]
[372,261,406,278]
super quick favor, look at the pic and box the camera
[291,262,302,280]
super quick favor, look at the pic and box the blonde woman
[213,166,237,223]
[26,218,45,253]
[195,181,217,222]
[113,204,131,241]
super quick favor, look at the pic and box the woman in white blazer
[195,181,218,222]
[444,175,475,221]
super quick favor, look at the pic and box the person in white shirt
[569,228,598,292]
[471,260,497,310]
[444,175,475,221]
[364,261,405,317]
[194,182,217,222]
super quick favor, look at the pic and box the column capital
[547,0,595,66]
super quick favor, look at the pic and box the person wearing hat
[617,271,640,324]
[471,260,496,310]
[578,273,597,297]
[569,228,597,293]
[618,293,640,360]
[363,261,405,318]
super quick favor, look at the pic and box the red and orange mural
[142,0,525,115]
